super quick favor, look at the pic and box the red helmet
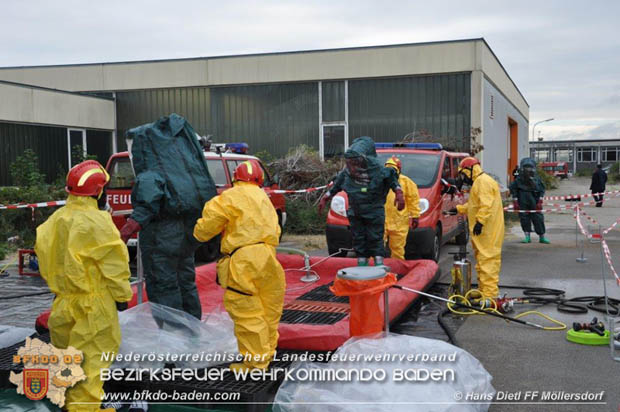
[458,157,480,173]
[66,160,110,197]
[233,159,264,186]
[384,156,402,172]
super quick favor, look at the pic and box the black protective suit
[590,167,607,207]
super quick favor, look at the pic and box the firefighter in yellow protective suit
[193,159,285,372]
[454,157,504,301]
[384,156,421,260]
[35,160,133,412]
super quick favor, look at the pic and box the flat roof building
[530,138,620,173]
[0,38,528,186]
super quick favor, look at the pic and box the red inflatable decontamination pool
[36,255,439,352]
[196,255,439,351]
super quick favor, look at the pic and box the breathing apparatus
[455,156,479,191]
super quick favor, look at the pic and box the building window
[577,147,597,162]
[554,149,573,162]
[602,146,619,162]
[533,149,551,162]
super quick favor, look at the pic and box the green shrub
[71,145,98,164]
[10,149,45,187]
[284,198,326,235]
[536,164,558,190]
[0,151,67,248]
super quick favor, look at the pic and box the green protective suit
[509,158,546,235]
[330,137,401,257]
[127,114,217,320]
[35,195,133,411]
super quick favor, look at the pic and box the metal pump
[449,216,472,297]
[449,252,472,297]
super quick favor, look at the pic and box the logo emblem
[24,369,48,401]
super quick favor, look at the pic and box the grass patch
[281,234,327,251]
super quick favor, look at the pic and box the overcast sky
[2,0,619,141]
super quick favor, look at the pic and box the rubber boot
[357,257,368,266]
[521,234,531,243]
[539,236,550,244]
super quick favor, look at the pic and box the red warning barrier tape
[0,182,335,211]
[505,192,620,213]
[575,207,620,285]
[270,182,333,194]
[578,209,600,226]
[0,200,66,210]
[543,189,620,201]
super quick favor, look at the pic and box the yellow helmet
[384,156,402,172]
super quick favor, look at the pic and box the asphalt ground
[454,176,620,412]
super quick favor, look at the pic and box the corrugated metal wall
[116,87,210,152]
[0,122,67,185]
[116,83,319,157]
[210,83,318,156]
[114,73,470,157]
[348,73,471,150]
[322,81,345,122]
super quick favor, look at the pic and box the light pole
[531,118,554,141]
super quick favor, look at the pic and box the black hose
[435,280,620,315]
[436,281,565,294]
[556,302,589,314]
[437,308,460,346]
[522,288,565,297]
[0,291,52,300]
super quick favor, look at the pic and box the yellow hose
[0,255,18,276]
[447,288,566,330]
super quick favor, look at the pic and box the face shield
[522,165,536,187]
[345,156,366,175]
[345,156,370,185]
[457,168,473,189]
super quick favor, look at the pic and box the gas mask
[456,169,473,190]
[522,165,536,188]
[345,156,370,185]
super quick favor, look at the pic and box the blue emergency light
[225,143,249,154]
[375,142,443,150]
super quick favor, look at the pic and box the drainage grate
[284,300,349,314]
[296,283,348,303]
[280,309,347,325]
